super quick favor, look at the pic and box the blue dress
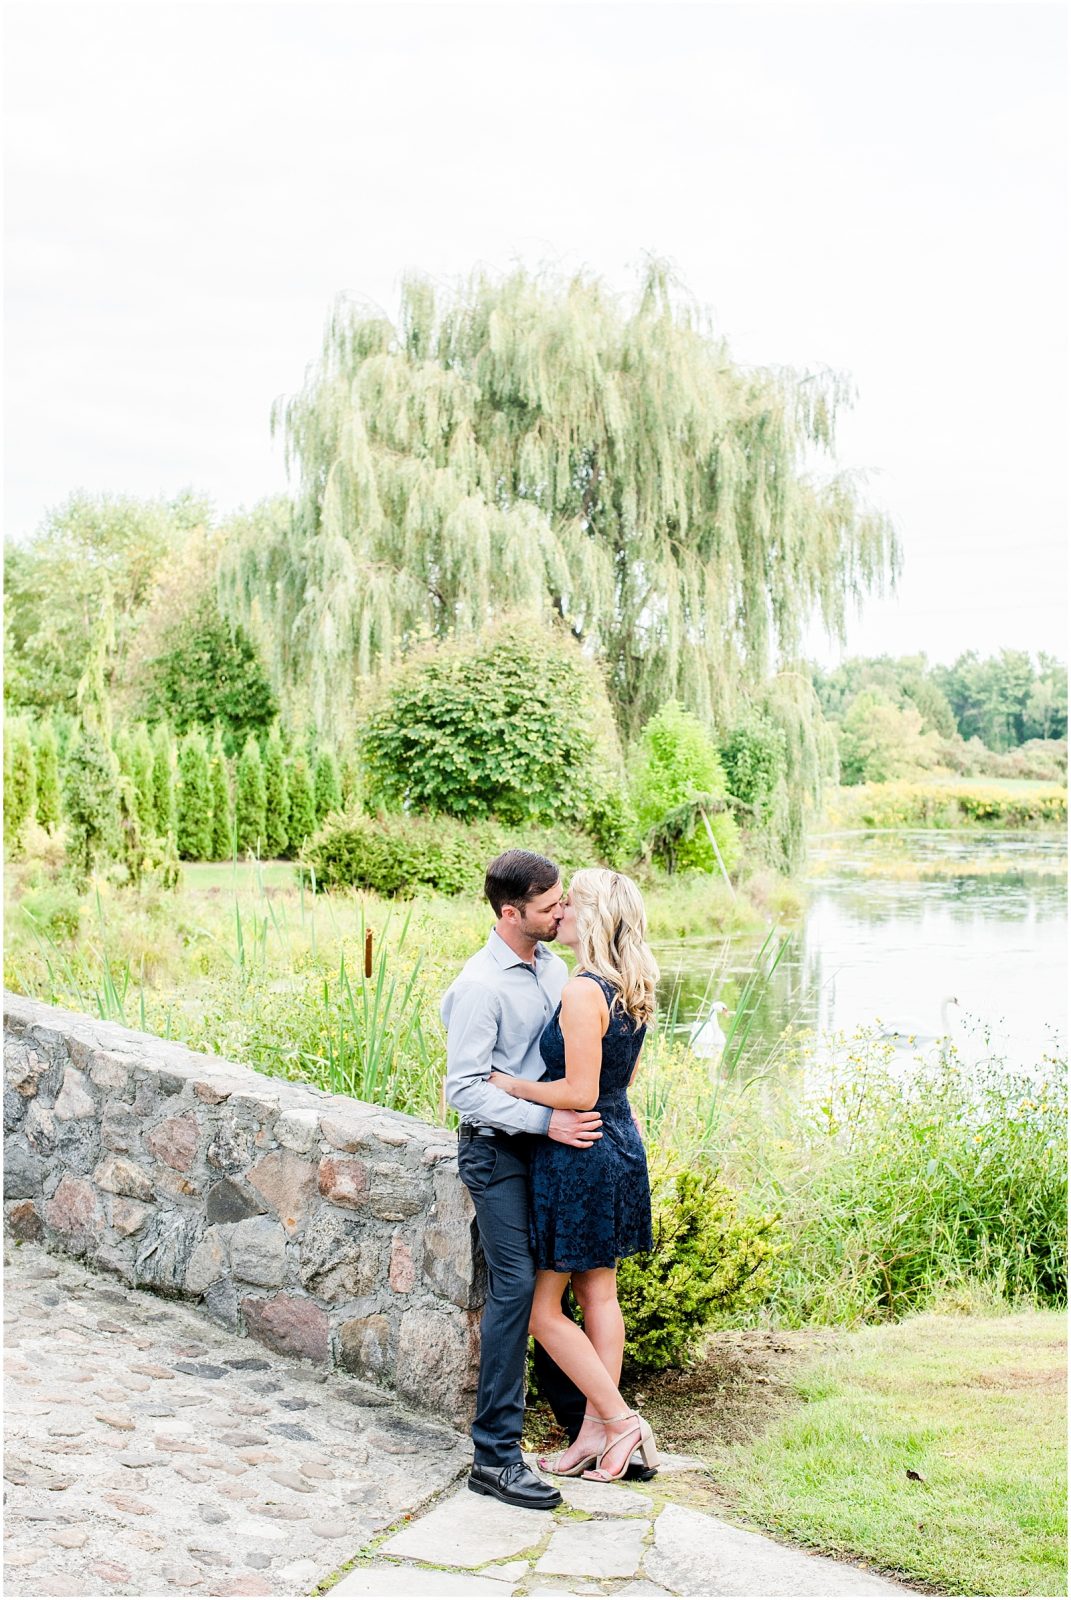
[528,973,654,1272]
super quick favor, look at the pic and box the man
[443,849,599,1510]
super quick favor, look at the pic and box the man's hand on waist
[547,1109,602,1147]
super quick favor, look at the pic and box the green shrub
[263,728,289,857]
[765,1038,1068,1323]
[287,755,316,854]
[62,722,120,879]
[20,880,82,942]
[721,710,787,827]
[361,620,620,827]
[128,723,156,836]
[33,717,61,829]
[3,717,38,848]
[176,729,213,860]
[209,728,234,859]
[617,1161,780,1370]
[313,748,342,823]
[151,724,177,840]
[143,600,278,755]
[303,810,595,898]
[235,734,267,854]
[631,701,739,873]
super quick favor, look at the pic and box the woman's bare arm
[489,978,607,1110]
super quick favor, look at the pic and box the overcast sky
[4,0,1067,667]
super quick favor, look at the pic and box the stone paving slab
[332,1569,516,1596]
[378,1485,553,1566]
[3,1242,469,1597]
[642,1501,908,1597]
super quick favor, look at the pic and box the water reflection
[654,830,1067,1073]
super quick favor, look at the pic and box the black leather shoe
[625,1457,657,1482]
[468,1460,562,1509]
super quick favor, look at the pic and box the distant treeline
[810,652,1067,785]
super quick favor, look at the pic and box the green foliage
[827,781,1067,831]
[222,264,896,741]
[61,722,120,879]
[286,755,316,853]
[838,691,942,785]
[4,717,38,848]
[234,735,267,855]
[20,880,82,942]
[313,748,342,824]
[33,718,61,829]
[814,651,1068,755]
[631,701,739,873]
[129,724,156,836]
[765,1039,1067,1323]
[176,729,214,861]
[262,728,289,857]
[303,810,593,898]
[142,601,278,754]
[721,709,788,827]
[361,623,616,827]
[152,725,177,841]
[209,728,234,859]
[4,489,207,715]
[617,1161,780,1370]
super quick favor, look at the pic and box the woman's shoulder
[561,972,612,1011]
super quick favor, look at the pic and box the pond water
[654,830,1067,1075]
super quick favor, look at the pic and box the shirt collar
[487,928,551,970]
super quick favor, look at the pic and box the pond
[655,830,1067,1075]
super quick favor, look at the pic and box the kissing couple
[442,848,660,1511]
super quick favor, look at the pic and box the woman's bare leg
[530,1270,639,1476]
[572,1267,625,1385]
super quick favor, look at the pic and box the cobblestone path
[3,1242,468,1596]
[4,1241,912,1598]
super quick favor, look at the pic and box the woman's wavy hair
[568,867,659,1026]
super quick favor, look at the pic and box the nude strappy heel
[538,1412,607,1477]
[581,1409,659,1482]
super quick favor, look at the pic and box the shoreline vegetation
[823,778,1066,831]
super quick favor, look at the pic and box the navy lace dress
[529,973,654,1272]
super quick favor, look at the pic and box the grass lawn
[529,1311,1067,1596]
[688,1312,1066,1596]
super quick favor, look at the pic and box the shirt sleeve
[443,983,553,1136]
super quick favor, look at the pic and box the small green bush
[61,722,121,879]
[631,701,740,874]
[617,1161,780,1370]
[235,734,267,854]
[33,718,61,830]
[361,620,620,827]
[287,755,316,854]
[303,810,595,898]
[313,748,343,823]
[20,881,82,942]
[176,729,213,860]
[4,717,38,847]
[263,729,289,857]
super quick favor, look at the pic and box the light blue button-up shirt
[442,929,569,1136]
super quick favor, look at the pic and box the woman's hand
[488,1071,521,1097]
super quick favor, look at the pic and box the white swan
[688,1001,732,1058]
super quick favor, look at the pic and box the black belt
[458,1124,517,1141]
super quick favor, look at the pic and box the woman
[489,867,659,1482]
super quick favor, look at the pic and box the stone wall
[2,991,482,1424]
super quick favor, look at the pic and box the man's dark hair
[485,850,560,916]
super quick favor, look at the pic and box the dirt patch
[526,1327,832,1459]
[977,1367,1067,1390]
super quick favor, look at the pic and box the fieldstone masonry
[3,991,481,1424]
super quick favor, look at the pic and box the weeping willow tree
[223,262,897,743]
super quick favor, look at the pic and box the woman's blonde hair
[568,868,659,1026]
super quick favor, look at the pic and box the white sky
[4,0,1068,667]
